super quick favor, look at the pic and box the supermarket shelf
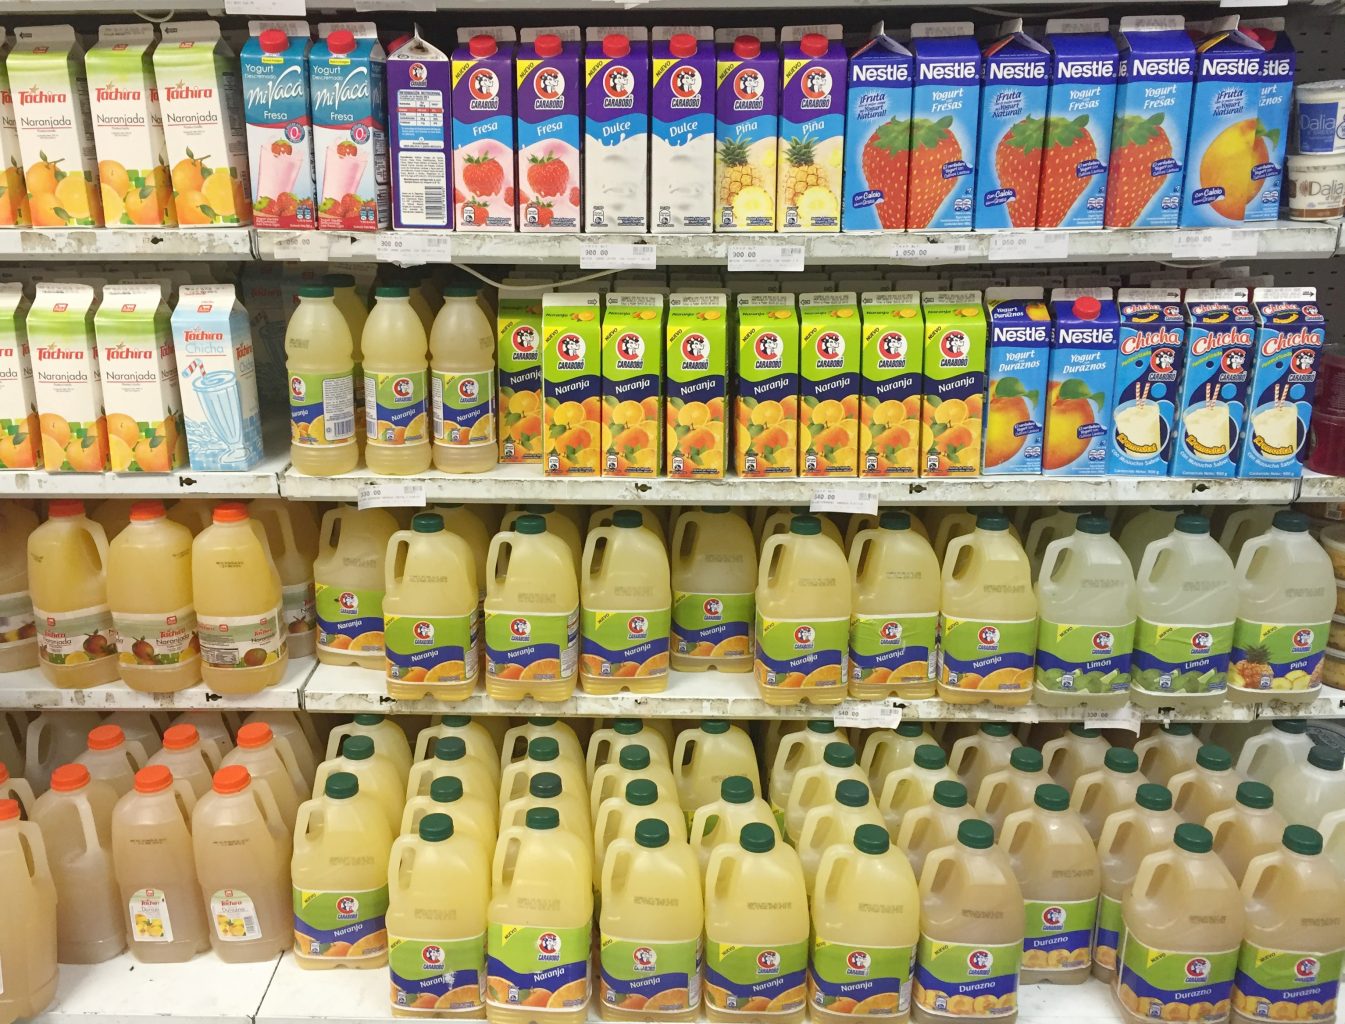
[1298,470,1345,502]
[0,445,289,500]
[0,228,253,262]
[1275,693,1345,718]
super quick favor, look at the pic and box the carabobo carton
[1108,288,1186,476]
[1239,287,1323,478]
[798,291,860,476]
[919,290,985,476]
[542,291,601,476]
[858,291,922,478]
[735,293,799,477]
[665,291,727,478]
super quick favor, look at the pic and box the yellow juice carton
[735,293,799,478]
[859,291,922,478]
[666,291,728,479]
[29,284,108,473]
[8,26,103,227]
[0,284,39,469]
[798,291,860,476]
[541,291,601,476]
[919,290,986,477]
[600,291,663,477]
[0,32,31,227]
[496,280,548,465]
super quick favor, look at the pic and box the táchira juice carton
[799,291,860,477]
[0,32,30,227]
[665,291,728,479]
[1240,286,1323,478]
[517,28,580,232]
[714,28,779,232]
[8,26,103,227]
[496,280,548,465]
[600,292,663,477]
[651,26,714,233]
[29,284,107,473]
[842,23,912,232]
[1171,288,1255,479]
[974,20,1049,230]
[906,24,981,231]
[585,26,649,233]
[542,291,601,477]
[86,24,176,229]
[1042,289,1119,477]
[1108,288,1186,477]
[983,287,1050,476]
[154,21,253,228]
[241,20,317,231]
[858,290,922,478]
[1241,18,1295,224]
[310,23,387,231]
[0,284,39,469]
[777,25,845,232]
[735,293,799,478]
[94,284,186,473]
[387,27,450,230]
[452,27,515,231]
[919,291,986,477]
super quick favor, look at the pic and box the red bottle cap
[87,724,125,751]
[469,34,497,59]
[162,724,199,751]
[669,34,697,59]
[1073,296,1102,321]
[213,765,251,795]
[0,799,18,821]
[603,34,631,59]
[327,30,356,56]
[800,34,828,58]
[259,29,288,55]
[134,765,173,794]
[733,35,761,60]
[236,722,273,749]
[50,764,90,792]
[212,502,248,524]
[130,500,166,522]
[48,499,85,519]
[534,34,562,58]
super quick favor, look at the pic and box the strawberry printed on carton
[842,22,912,232]
[517,27,580,232]
[310,23,387,231]
[907,24,981,231]
[240,20,316,231]
[452,27,516,231]
[974,21,1049,230]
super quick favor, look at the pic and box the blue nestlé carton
[983,287,1050,475]
[1043,289,1120,476]
[842,22,912,232]
[974,21,1049,231]
[906,23,981,231]
[1109,288,1186,476]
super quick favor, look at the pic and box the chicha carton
[665,291,728,479]
[919,291,986,476]
[542,291,602,476]
[777,25,845,231]
[1172,288,1255,479]
[496,282,547,465]
[735,293,799,478]
[600,293,664,476]
[452,28,516,231]
[29,283,107,473]
[842,23,912,232]
[1043,289,1120,476]
[1108,288,1187,476]
[310,23,387,231]
[983,288,1050,475]
[798,291,860,476]
[1240,287,1323,478]
[650,26,715,233]
[858,291,922,478]
[0,284,38,469]
[517,28,581,232]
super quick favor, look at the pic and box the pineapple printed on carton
[777,25,845,231]
[0,32,30,227]
[735,293,799,477]
[714,28,778,231]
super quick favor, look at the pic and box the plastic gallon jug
[409,737,497,819]
[783,742,866,843]
[860,724,938,787]
[930,510,977,568]
[949,724,1022,802]
[770,721,848,835]
[879,745,958,837]
[670,507,756,674]
[1214,506,1283,564]
[0,763,34,820]
[500,738,587,821]
[1207,781,1287,884]
[244,711,320,789]
[1118,506,1184,573]
[1273,744,1345,828]
[1024,506,1091,577]
[499,506,584,576]
[362,285,431,476]
[591,745,679,822]
[762,507,844,547]
[1172,745,1242,824]
[1237,719,1313,785]
[287,282,359,477]
[416,716,500,786]
[149,724,221,800]
[77,724,147,797]
[587,719,670,782]
[314,506,400,670]
[315,735,404,834]
[501,717,584,772]
[587,507,667,546]
[222,722,307,831]
[0,799,56,1024]
[1072,748,1145,842]
[430,278,497,475]
[690,776,779,874]
[251,499,318,660]
[975,748,1045,835]
[795,779,885,892]
[1042,725,1111,791]
[845,510,931,551]
[595,778,687,879]
[103,712,167,759]
[1135,723,1202,786]
[0,503,38,672]
[897,780,973,881]
[674,721,761,821]
[25,710,101,792]
[328,714,413,783]
[402,776,496,849]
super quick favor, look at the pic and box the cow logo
[1041,906,1065,931]
[794,625,815,648]
[1091,631,1114,655]
[422,945,444,969]
[392,376,414,400]
[1150,347,1177,374]
[877,331,906,362]
[336,896,359,919]
[616,332,644,362]
[338,592,358,614]
[815,331,844,361]
[458,377,479,402]
[468,69,499,103]
[680,332,710,364]
[801,66,832,101]
[413,621,434,642]
[846,950,871,976]
[633,947,657,972]
[978,625,1000,650]
[1190,631,1212,654]
[509,618,530,640]
[671,66,702,100]
[534,67,565,100]
[290,375,306,401]
[734,68,765,104]
[1295,957,1321,982]
[604,66,634,100]
[511,325,539,356]
[538,932,561,961]
[1293,628,1314,652]
[703,598,723,620]
[627,615,648,638]
[756,950,780,974]
[754,331,783,365]
[408,62,428,86]
[1221,348,1247,375]
[1184,958,1210,984]
[556,333,585,364]
[940,330,970,365]
[968,950,993,976]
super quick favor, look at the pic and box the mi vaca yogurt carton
[311,23,388,231]
[842,24,912,232]
[1043,289,1119,476]
[452,28,516,231]
[907,24,981,231]
[777,25,845,232]
[983,288,1050,476]
[585,27,649,233]
[29,284,107,473]
[651,27,714,233]
[0,284,38,470]
[919,291,986,477]
[1240,287,1323,478]
[1108,288,1186,476]
[517,28,580,232]
[387,27,450,230]
[798,291,860,477]
[240,21,317,230]
[600,292,664,476]
[974,21,1049,230]
[1172,288,1256,478]
[714,29,779,232]
[665,291,727,479]
[858,291,922,479]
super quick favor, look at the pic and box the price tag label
[579,242,657,270]
[891,238,978,262]
[988,232,1070,262]
[1082,706,1143,734]
[833,700,904,729]
[357,481,427,511]
[810,486,879,516]
[375,232,452,265]
[986,704,1040,724]
[726,243,807,273]
[355,0,436,9]
[1170,229,1258,259]
[227,0,305,13]
[270,231,331,262]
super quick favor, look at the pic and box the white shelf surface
[0,446,289,499]
[1299,470,1345,501]
[0,228,253,261]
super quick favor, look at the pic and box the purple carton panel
[388,29,451,229]
[651,28,714,232]
[517,29,581,231]
[452,29,515,231]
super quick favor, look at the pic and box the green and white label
[1131,620,1233,696]
[33,603,117,666]
[113,606,197,666]
[810,939,913,1015]
[1095,894,1125,971]
[389,932,485,1013]
[850,611,937,685]
[671,591,752,661]
[1022,898,1096,972]
[434,369,495,448]
[315,584,384,654]
[293,886,389,961]
[599,933,701,1013]
[197,607,284,669]
[290,369,356,447]
[1232,943,1342,1023]
[1228,620,1327,695]
[385,612,477,684]
[913,936,1020,1016]
[0,590,35,651]
[486,922,590,1008]
[754,613,848,690]
[939,616,1035,691]
[581,606,670,678]
[1035,618,1134,694]
[365,369,429,447]
[704,938,807,1012]
[485,608,579,681]
[1117,934,1236,1018]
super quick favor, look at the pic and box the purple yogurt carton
[387,26,450,230]
[517,27,581,232]
[777,24,846,232]
[451,27,516,231]
[585,27,649,233]
[842,21,913,232]
[651,27,714,233]
[714,27,779,232]
[974,20,1050,231]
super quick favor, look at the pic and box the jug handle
[272,733,309,796]
[771,732,807,792]
[705,843,734,901]
[858,731,889,779]
[412,726,437,765]
[848,530,875,582]
[1096,813,1133,861]
[999,812,1029,858]
[1241,851,1279,900]
[688,804,714,854]
[671,516,695,562]
[1038,536,1070,590]
[318,508,343,559]
[948,737,974,778]
[1135,534,1175,588]
[593,801,617,860]
[324,726,353,764]
[1072,776,1100,820]
[602,840,632,897]
[586,735,611,783]
[389,833,416,891]
[172,776,198,824]
[252,776,287,838]
[199,735,226,773]
[311,762,333,801]
[71,792,101,860]
[976,778,1003,818]
[1130,848,1173,901]
[1319,808,1345,851]
[1169,774,1194,819]
[294,798,320,841]
[493,828,522,890]
[1235,733,1269,780]
[921,844,957,891]
[942,533,974,580]
[82,518,110,573]
[673,731,698,787]
[385,535,412,593]
[1040,738,1065,782]
[815,845,845,904]
[1233,533,1271,581]
[785,773,821,830]
[897,809,928,853]
[485,534,511,591]
[124,738,149,775]
[877,771,909,818]
[1206,810,1234,854]
[758,535,787,591]
[582,528,612,586]
[796,805,830,856]
[24,715,51,782]
[18,819,51,882]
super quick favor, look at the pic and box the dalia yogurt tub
[1286,152,1345,220]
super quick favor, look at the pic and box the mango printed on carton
[496,282,547,465]
[919,290,986,477]
[542,291,601,477]
[600,292,663,477]
[798,291,859,477]
[666,291,728,479]
[735,293,799,478]
[859,291,922,478]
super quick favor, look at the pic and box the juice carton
[651,26,714,232]
[517,28,580,232]
[585,27,649,233]
[919,291,986,477]
[735,293,799,478]
[983,287,1050,475]
[0,284,38,469]
[8,26,102,227]
[29,284,107,473]
[974,21,1049,230]
[798,291,860,477]
[170,284,264,472]
[387,27,450,230]
[1104,17,1194,229]
[1241,19,1295,224]
[154,22,252,227]
[842,23,912,232]
[1239,287,1324,478]
[496,282,548,465]
[665,291,728,479]
[599,292,663,476]
[1042,289,1119,476]
[1108,288,1186,476]
[777,25,845,231]
[310,23,387,231]
[86,24,176,229]
[0,32,30,227]
[858,290,922,478]
[451,27,515,231]
[1171,288,1256,479]
[1037,20,1119,230]
[94,284,186,473]
[906,24,981,231]
[541,291,601,477]
[241,21,316,231]
[714,28,779,232]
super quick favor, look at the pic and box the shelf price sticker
[270,231,331,262]
[375,232,452,265]
[833,700,904,729]
[1082,706,1143,734]
[988,232,1070,262]
[1170,229,1258,259]
[357,481,427,511]
[226,0,306,13]
[579,242,657,271]
[355,0,437,9]
[809,486,879,516]
[891,237,978,262]
[726,243,807,273]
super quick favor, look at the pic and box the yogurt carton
[974,21,1050,230]
[1037,20,1119,230]
[1103,17,1194,229]
[541,292,601,477]
[29,284,107,473]
[311,23,388,231]
[240,21,316,231]
[777,25,845,232]
[735,293,799,477]
[1241,19,1296,224]
[1108,288,1186,476]
[86,24,177,229]
[1171,288,1256,479]
[983,288,1050,476]
[452,28,515,231]
[907,24,981,231]
[585,27,649,233]
[665,291,727,479]
[0,284,38,469]
[651,27,714,233]
[919,291,986,477]
[517,28,580,232]
[0,33,30,227]
[497,281,548,465]
[387,26,450,230]
[600,292,663,476]
[170,284,264,472]
[842,23,913,232]
[714,28,779,232]
[1042,289,1119,476]
[858,291,922,478]
[799,291,859,476]
[1239,287,1323,478]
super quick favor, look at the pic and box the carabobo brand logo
[393,377,414,400]
[290,375,306,400]
[1092,631,1114,655]
[422,945,444,969]
[1184,958,1210,984]
[336,896,359,919]
[1296,957,1321,982]
[510,618,530,641]
[458,378,479,402]
[1042,906,1065,931]
[846,951,871,976]
[633,947,657,972]
[538,933,561,960]
[756,949,780,974]
[627,615,648,638]
[794,625,815,648]
[978,625,1000,650]
[1190,631,1212,654]
[968,950,993,976]
[338,592,359,614]
[703,598,723,620]
[413,621,434,642]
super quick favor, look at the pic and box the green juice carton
[496,280,548,465]
[919,291,986,477]
[735,293,799,478]
[600,292,664,477]
[0,284,38,470]
[666,291,728,479]
[859,290,922,479]
[798,291,859,477]
[542,292,601,477]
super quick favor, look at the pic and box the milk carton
[919,291,986,476]
[1172,288,1255,479]
[907,24,981,231]
[386,27,450,230]
[585,27,649,233]
[240,21,316,231]
[1240,287,1323,478]
[983,288,1050,475]
[665,291,727,479]
[1241,19,1296,224]
[541,292,601,477]
[858,291,921,478]
[600,293,663,476]
[1037,20,1119,230]
[310,23,387,231]
[776,26,845,232]
[798,292,859,476]
[1104,17,1194,229]
[94,284,186,473]
[29,284,107,473]
[86,24,176,229]
[170,284,264,472]
[452,28,515,231]
[651,27,714,233]
[974,21,1049,230]
[714,28,779,232]
[497,282,547,465]
[0,285,38,469]
[0,33,30,227]
[517,28,580,232]
[842,24,913,232]
[735,294,799,478]
[1108,288,1186,476]
[1042,289,1119,476]
[8,26,103,227]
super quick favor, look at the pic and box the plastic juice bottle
[795,779,884,891]
[1237,719,1313,785]
[1229,512,1334,704]
[416,716,500,786]
[192,504,288,694]
[0,764,34,819]
[1135,723,1202,786]
[292,772,394,970]
[484,515,580,701]
[221,722,308,832]
[103,711,167,759]
[0,799,56,1024]
[1115,824,1243,1024]
[1170,743,1241,825]
[191,764,291,962]
[1207,781,1287,884]
[1001,784,1100,986]
[930,510,977,567]
[595,779,688,878]
[861,724,938,787]
[315,736,404,834]
[755,515,851,706]
[669,507,756,675]
[591,746,679,822]
[1215,506,1282,563]
[402,775,496,847]
[810,823,920,1024]
[975,749,1046,836]
[147,724,217,799]
[878,745,958,838]
[1042,725,1110,791]
[30,764,122,965]
[387,811,490,1019]
[1273,745,1345,829]
[587,720,670,781]
[245,710,321,789]
[327,714,413,782]
[486,806,593,1024]
[410,737,498,822]
[897,780,973,881]
[500,734,587,805]
[430,280,497,474]
[250,499,318,661]
[1024,507,1091,577]
[784,743,866,843]
[690,776,779,873]
[500,506,584,576]
[77,724,147,797]
[27,500,118,688]
[588,507,667,545]
[770,721,847,833]
[762,507,844,547]
[91,500,136,541]
[845,510,931,551]
[501,717,584,771]
[1072,748,1145,842]
[949,724,1022,802]
[361,286,431,475]
[0,503,39,672]
[24,710,101,792]
[111,765,209,963]
[314,507,399,670]
[674,721,762,822]
[580,510,672,695]
[1118,505,1184,573]
[939,512,1036,706]
[912,819,1024,1024]
[287,283,359,476]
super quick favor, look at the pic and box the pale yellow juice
[364,287,431,476]
[669,508,756,674]
[287,284,358,476]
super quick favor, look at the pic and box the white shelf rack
[1299,470,1345,502]
[0,228,254,262]
[0,446,290,500]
